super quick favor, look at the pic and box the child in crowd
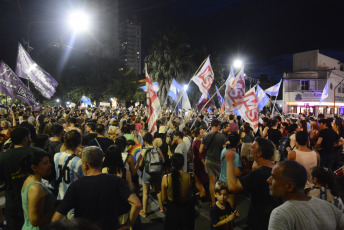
[309,167,344,212]
[210,181,240,230]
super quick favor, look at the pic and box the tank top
[22,181,56,230]
[166,172,192,203]
[289,134,296,149]
[294,149,317,181]
[242,132,254,143]
[124,133,135,141]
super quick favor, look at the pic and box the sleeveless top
[242,132,255,143]
[124,133,135,141]
[289,134,296,149]
[121,152,130,171]
[22,181,56,230]
[166,172,192,203]
[294,149,317,181]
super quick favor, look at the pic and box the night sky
[1,0,344,80]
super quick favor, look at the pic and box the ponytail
[170,154,184,205]
[311,167,339,197]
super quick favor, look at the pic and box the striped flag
[256,85,269,110]
[146,68,161,134]
[265,79,282,97]
[320,81,328,104]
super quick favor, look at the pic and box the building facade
[283,50,344,115]
[119,17,141,74]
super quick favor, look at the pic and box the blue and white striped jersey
[54,152,84,200]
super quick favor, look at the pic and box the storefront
[285,102,344,115]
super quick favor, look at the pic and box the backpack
[144,147,162,174]
[318,187,344,213]
[278,133,290,161]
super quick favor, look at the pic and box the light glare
[68,11,90,32]
[233,59,243,69]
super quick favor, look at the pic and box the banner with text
[15,43,58,99]
[0,61,37,105]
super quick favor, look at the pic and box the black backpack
[144,147,163,174]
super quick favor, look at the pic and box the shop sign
[294,92,322,101]
[335,96,344,102]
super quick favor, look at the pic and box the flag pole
[168,56,209,125]
[190,68,249,128]
[190,82,227,129]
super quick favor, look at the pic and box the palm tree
[145,31,199,106]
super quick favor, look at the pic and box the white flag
[238,87,259,133]
[225,67,245,111]
[181,91,192,111]
[192,57,214,97]
[146,69,161,134]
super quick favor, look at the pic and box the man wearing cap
[199,119,227,205]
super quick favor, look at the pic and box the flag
[168,79,183,101]
[192,57,214,97]
[320,81,328,104]
[81,95,92,106]
[225,66,235,90]
[146,68,161,134]
[225,67,245,111]
[256,85,270,110]
[238,87,259,132]
[15,43,58,99]
[215,85,225,106]
[139,82,159,92]
[181,91,192,111]
[198,92,212,111]
[0,61,38,105]
[265,79,282,97]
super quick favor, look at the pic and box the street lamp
[56,99,60,103]
[67,11,90,33]
[233,59,243,69]
[184,85,188,91]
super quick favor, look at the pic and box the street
[141,192,251,230]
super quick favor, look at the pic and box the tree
[145,31,201,106]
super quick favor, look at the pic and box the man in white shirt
[173,131,188,172]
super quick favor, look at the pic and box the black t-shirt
[83,133,98,146]
[202,132,226,164]
[88,137,114,153]
[0,147,41,220]
[239,166,282,230]
[267,128,282,148]
[318,128,340,155]
[210,201,234,230]
[56,174,132,230]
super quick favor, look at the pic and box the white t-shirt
[174,142,188,172]
[268,197,344,230]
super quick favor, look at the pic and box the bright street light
[233,59,243,69]
[110,98,114,101]
[184,85,188,91]
[66,101,70,105]
[56,99,60,103]
[68,11,90,33]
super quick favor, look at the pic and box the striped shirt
[54,152,84,200]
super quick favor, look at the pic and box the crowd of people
[0,104,343,230]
